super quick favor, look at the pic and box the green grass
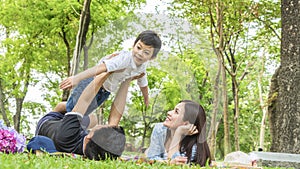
[0,153,209,169]
[0,153,290,169]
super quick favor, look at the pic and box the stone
[250,151,300,169]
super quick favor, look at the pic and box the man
[30,72,134,160]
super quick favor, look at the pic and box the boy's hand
[107,53,119,59]
[60,76,78,90]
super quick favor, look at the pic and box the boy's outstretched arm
[60,63,107,90]
[140,86,149,107]
[72,72,111,116]
[60,53,119,90]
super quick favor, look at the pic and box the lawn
[0,152,289,169]
[0,152,212,169]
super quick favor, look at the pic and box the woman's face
[163,102,186,129]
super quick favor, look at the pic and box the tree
[123,68,175,151]
[171,0,281,159]
[71,0,92,76]
[171,0,257,157]
[0,0,144,133]
[268,0,300,153]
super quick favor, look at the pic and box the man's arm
[108,73,146,126]
[108,78,131,126]
[72,72,111,116]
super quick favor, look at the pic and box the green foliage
[0,0,282,162]
[0,0,145,131]
[120,48,214,149]
[170,0,280,159]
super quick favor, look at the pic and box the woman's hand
[167,123,198,160]
[170,156,188,165]
[176,123,199,136]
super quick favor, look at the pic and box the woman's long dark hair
[179,100,211,166]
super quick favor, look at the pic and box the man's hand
[132,72,145,80]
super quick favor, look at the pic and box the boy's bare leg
[53,102,67,113]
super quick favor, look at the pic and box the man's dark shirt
[37,112,88,155]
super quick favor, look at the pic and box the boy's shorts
[66,77,110,116]
[35,112,91,136]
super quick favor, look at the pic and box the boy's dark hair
[133,30,162,59]
[84,126,125,160]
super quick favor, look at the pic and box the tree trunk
[14,98,24,132]
[83,32,94,70]
[268,0,300,153]
[208,52,222,161]
[97,102,106,125]
[62,0,91,101]
[207,1,224,160]
[0,79,10,127]
[141,122,147,151]
[222,64,230,155]
[83,45,89,70]
[60,27,71,101]
[13,69,30,132]
[258,54,268,151]
[70,0,91,76]
[232,78,240,151]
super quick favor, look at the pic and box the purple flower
[0,120,26,153]
[15,132,26,152]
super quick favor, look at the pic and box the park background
[0,0,299,164]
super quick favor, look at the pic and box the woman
[146,100,211,166]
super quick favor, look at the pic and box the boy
[60,30,162,126]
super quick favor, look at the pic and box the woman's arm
[146,123,167,160]
[167,124,198,161]
[167,131,182,159]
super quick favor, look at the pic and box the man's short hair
[84,126,125,160]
